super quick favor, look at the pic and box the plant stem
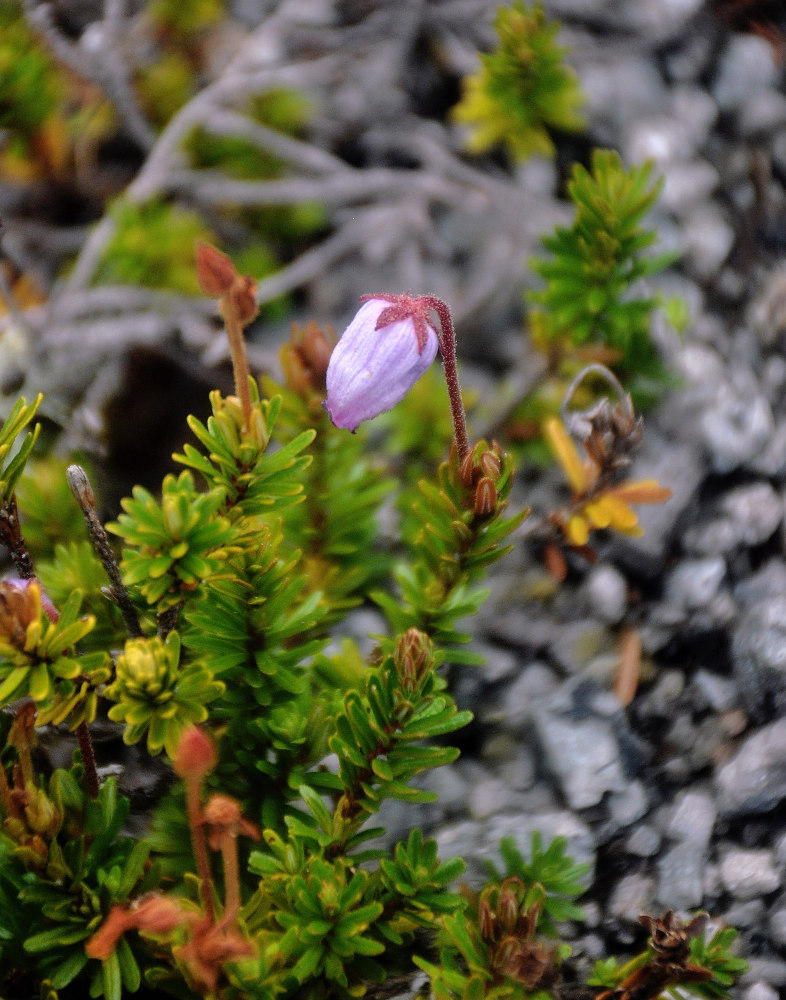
[220,296,253,431]
[184,775,215,921]
[0,496,35,579]
[67,465,143,639]
[218,837,241,925]
[421,296,469,463]
[77,720,100,799]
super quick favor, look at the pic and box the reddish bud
[497,885,520,934]
[173,726,217,782]
[195,242,235,296]
[134,895,189,935]
[203,793,260,849]
[281,322,335,396]
[459,443,480,488]
[479,450,502,479]
[478,893,497,941]
[393,628,434,695]
[474,477,497,517]
[228,274,259,327]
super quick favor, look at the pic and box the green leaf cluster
[485,834,590,934]
[104,631,224,756]
[528,149,675,398]
[0,4,62,139]
[688,927,750,999]
[175,383,314,522]
[262,365,394,617]
[0,772,157,1000]
[94,198,214,294]
[108,468,237,610]
[0,587,110,728]
[452,2,584,162]
[375,446,527,661]
[0,393,42,502]
[416,836,586,1000]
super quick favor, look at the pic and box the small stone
[584,564,628,625]
[721,482,783,546]
[533,680,629,810]
[724,898,766,927]
[691,669,740,713]
[750,422,786,477]
[732,598,786,718]
[626,825,662,858]
[699,382,774,473]
[580,55,667,138]
[607,781,649,831]
[657,841,707,909]
[716,719,786,817]
[720,848,781,899]
[474,641,519,684]
[745,959,786,989]
[735,560,786,607]
[608,872,657,921]
[549,619,614,675]
[745,982,779,1000]
[768,907,786,948]
[683,203,735,279]
[713,35,779,112]
[492,661,558,732]
[665,557,726,611]
[740,90,786,139]
[665,790,717,847]
[660,160,720,214]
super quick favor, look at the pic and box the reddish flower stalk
[195,242,258,431]
[174,727,218,921]
[203,793,260,924]
[418,295,470,464]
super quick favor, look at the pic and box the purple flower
[323,296,439,431]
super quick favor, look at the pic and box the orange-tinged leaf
[610,480,672,504]
[614,628,641,707]
[544,541,568,581]
[544,418,588,493]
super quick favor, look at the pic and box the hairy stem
[184,775,215,921]
[67,465,143,639]
[220,296,253,430]
[0,497,35,579]
[421,296,469,463]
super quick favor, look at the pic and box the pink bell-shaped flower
[323,296,439,431]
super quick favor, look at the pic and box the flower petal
[544,418,588,494]
[324,299,438,431]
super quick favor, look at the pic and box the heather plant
[0,4,746,999]
[0,239,744,1000]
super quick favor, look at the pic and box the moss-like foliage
[453,1,585,162]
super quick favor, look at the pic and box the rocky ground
[391,3,786,998]
[6,1,786,997]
